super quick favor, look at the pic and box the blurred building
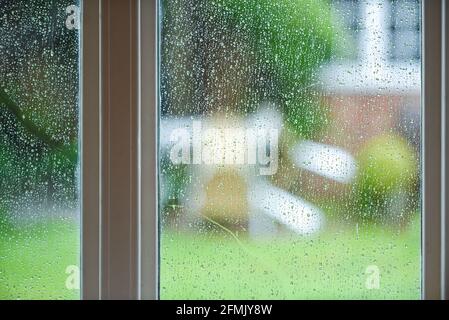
[320,0,420,152]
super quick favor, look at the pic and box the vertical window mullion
[82,0,141,300]
[139,0,159,300]
[100,0,139,299]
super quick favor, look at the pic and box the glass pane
[0,0,81,299]
[159,0,421,299]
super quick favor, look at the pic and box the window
[1,0,447,301]
[390,0,420,61]
[332,0,362,59]
[159,0,421,299]
[0,0,80,299]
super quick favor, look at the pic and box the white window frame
[80,0,448,300]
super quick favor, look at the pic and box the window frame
[422,0,446,300]
[81,0,101,299]
[441,0,449,301]
[80,0,448,300]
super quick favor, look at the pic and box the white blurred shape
[249,181,323,235]
[290,140,357,184]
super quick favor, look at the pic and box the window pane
[159,0,421,299]
[0,0,81,299]
[390,0,420,61]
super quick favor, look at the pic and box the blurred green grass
[0,220,79,300]
[0,216,420,299]
[160,217,421,300]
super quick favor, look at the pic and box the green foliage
[284,97,330,139]
[159,0,341,205]
[161,158,189,209]
[0,140,21,218]
[216,0,335,86]
[354,134,418,221]
[0,202,7,226]
[0,0,80,147]
[0,0,80,219]
[0,142,12,172]
[162,0,338,138]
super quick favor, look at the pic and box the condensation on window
[0,0,80,299]
[159,0,421,299]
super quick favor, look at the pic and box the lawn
[0,220,80,300]
[160,217,421,300]
[0,216,420,299]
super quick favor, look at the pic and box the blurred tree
[161,0,337,138]
[0,0,79,219]
[159,0,340,211]
[354,134,418,222]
